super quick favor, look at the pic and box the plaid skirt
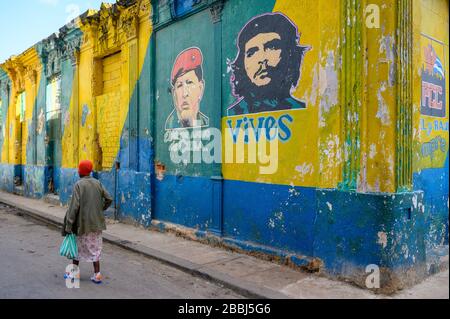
[76,231,103,262]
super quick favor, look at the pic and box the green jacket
[62,176,113,237]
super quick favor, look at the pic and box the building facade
[0,0,448,291]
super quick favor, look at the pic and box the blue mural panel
[154,175,213,230]
[223,180,316,256]
[413,152,449,248]
[117,169,152,226]
[23,165,45,198]
[59,168,80,205]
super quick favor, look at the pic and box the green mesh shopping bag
[59,233,78,259]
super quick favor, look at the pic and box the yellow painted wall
[77,33,96,166]
[222,0,402,192]
[61,1,152,171]
[1,73,18,164]
[0,47,42,166]
[358,0,397,193]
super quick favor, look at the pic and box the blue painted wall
[413,153,449,252]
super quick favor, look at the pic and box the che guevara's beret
[171,47,203,84]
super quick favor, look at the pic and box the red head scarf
[78,160,93,176]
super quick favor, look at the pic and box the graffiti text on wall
[226,112,293,143]
[420,118,449,136]
[416,35,449,171]
[421,135,447,160]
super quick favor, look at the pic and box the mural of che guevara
[166,47,209,130]
[227,12,311,116]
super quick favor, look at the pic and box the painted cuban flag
[433,55,445,78]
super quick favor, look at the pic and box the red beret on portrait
[78,159,93,176]
[171,47,203,84]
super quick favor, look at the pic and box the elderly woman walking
[62,159,113,284]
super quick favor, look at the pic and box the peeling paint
[63,110,70,128]
[369,144,377,159]
[358,153,368,193]
[81,104,89,127]
[318,51,338,128]
[155,161,166,181]
[37,108,44,135]
[308,63,318,107]
[412,194,418,209]
[377,231,388,249]
[295,162,313,179]
[376,82,390,125]
[378,33,396,87]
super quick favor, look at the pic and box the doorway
[152,8,222,230]
[45,75,62,195]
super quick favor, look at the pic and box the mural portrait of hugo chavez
[165,47,210,130]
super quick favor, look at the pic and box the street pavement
[0,204,244,299]
[0,191,448,299]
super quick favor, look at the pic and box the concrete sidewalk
[1,191,448,299]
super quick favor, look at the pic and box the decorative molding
[209,0,224,24]
[396,0,413,191]
[152,0,224,31]
[41,35,64,79]
[138,0,151,17]
[339,0,363,191]
[80,1,144,57]
[82,20,98,49]
[120,5,139,40]
[64,37,82,66]
[24,65,37,85]
[97,3,121,54]
[46,51,61,78]
[4,59,26,93]
[117,0,136,7]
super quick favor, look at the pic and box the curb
[0,196,288,299]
